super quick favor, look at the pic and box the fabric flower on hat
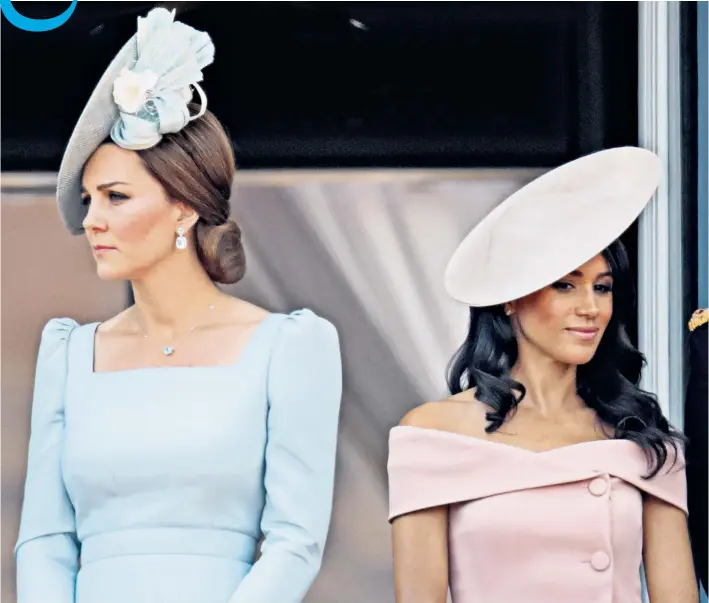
[109,7,214,150]
[112,67,159,114]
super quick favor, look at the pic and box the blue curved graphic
[0,0,77,32]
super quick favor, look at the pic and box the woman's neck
[130,255,224,337]
[510,347,583,417]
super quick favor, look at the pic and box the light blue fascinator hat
[56,7,215,234]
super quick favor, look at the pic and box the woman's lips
[92,245,116,255]
[566,327,599,341]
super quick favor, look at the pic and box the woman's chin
[558,349,598,366]
[95,265,131,281]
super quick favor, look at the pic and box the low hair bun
[194,218,246,285]
[135,109,244,284]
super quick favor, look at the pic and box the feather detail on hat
[110,7,215,149]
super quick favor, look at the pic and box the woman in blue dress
[15,8,343,603]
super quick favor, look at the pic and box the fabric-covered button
[591,551,611,571]
[588,477,608,496]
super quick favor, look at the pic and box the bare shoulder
[398,389,490,438]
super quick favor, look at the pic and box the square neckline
[88,313,279,376]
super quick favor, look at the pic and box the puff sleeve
[15,318,80,603]
[228,310,343,603]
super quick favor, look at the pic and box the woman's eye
[596,283,613,294]
[108,192,128,202]
[551,281,573,291]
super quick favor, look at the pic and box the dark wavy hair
[446,239,686,479]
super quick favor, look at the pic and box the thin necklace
[134,303,216,356]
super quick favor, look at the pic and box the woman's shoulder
[266,306,339,345]
[265,305,342,395]
[224,297,272,324]
[397,389,489,437]
[35,317,85,376]
[225,298,336,335]
[39,314,106,345]
[92,306,134,336]
[388,391,513,521]
[41,316,81,338]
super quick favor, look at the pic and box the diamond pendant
[163,346,175,356]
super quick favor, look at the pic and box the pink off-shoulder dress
[388,426,687,603]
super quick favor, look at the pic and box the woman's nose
[82,199,107,233]
[576,289,600,318]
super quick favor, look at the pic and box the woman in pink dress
[388,147,698,603]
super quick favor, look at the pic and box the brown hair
[136,105,245,284]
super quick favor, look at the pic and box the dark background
[3,1,639,170]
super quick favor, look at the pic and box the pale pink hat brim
[444,146,662,307]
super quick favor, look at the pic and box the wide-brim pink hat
[444,146,662,307]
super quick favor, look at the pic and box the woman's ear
[174,202,200,232]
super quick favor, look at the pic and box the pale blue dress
[15,309,343,603]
